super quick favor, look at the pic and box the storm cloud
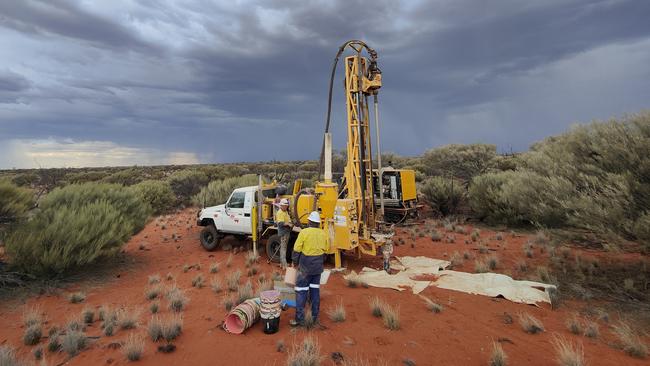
[1,0,649,168]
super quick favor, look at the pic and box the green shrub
[102,168,143,186]
[130,180,176,214]
[469,170,573,226]
[0,180,33,224]
[5,183,150,275]
[40,183,150,233]
[422,143,497,181]
[467,112,650,246]
[421,176,466,216]
[168,169,209,205]
[633,212,650,249]
[192,174,259,207]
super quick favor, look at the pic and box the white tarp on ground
[345,256,556,305]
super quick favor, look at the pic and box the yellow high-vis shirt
[275,209,290,225]
[293,227,328,256]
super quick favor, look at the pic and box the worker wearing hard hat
[290,211,328,328]
[275,198,293,269]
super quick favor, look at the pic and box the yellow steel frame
[343,55,376,241]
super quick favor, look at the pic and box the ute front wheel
[200,226,221,251]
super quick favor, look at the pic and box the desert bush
[102,168,143,186]
[489,341,507,366]
[167,169,209,205]
[327,301,346,323]
[209,262,219,274]
[420,176,466,216]
[469,170,572,226]
[130,180,176,214]
[422,143,497,181]
[0,180,33,224]
[123,333,144,361]
[474,260,488,273]
[633,212,650,249]
[146,284,162,300]
[469,112,650,247]
[192,174,258,207]
[584,320,599,338]
[487,255,499,270]
[552,336,585,366]
[5,183,150,275]
[518,313,544,334]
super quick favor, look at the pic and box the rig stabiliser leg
[382,240,393,272]
[334,250,342,269]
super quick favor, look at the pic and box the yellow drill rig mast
[318,40,392,269]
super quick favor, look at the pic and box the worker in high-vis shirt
[275,198,292,269]
[289,211,328,328]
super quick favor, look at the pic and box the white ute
[196,186,257,251]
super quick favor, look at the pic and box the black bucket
[263,317,280,334]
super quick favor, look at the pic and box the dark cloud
[0,0,649,168]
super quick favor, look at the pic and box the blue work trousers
[294,272,321,323]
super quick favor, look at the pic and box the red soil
[0,210,647,366]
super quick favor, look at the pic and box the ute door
[223,191,247,233]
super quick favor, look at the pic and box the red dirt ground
[1,210,648,365]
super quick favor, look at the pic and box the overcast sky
[1,0,649,169]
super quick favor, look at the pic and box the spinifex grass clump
[552,336,585,366]
[117,308,140,330]
[381,304,401,330]
[287,335,322,366]
[226,270,241,292]
[123,333,144,361]
[191,274,204,288]
[422,297,443,313]
[23,324,42,345]
[613,322,648,359]
[489,341,507,366]
[167,287,189,312]
[518,312,544,334]
[210,278,223,293]
[82,307,95,324]
[69,292,86,304]
[369,297,385,318]
[327,301,346,323]
[237,280,254,305]
[61,330,87,356]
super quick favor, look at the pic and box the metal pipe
[324,132,332,182]
[374,94,384,219]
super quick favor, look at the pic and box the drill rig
[315,39,392,268]
[197,40,400,269]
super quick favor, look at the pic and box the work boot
[289,319,304,328]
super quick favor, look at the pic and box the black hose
[317,40,378,181]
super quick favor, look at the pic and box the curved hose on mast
[317,40,378,181]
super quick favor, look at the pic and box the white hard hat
[308,211,321,223]
[280,198,290,206]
